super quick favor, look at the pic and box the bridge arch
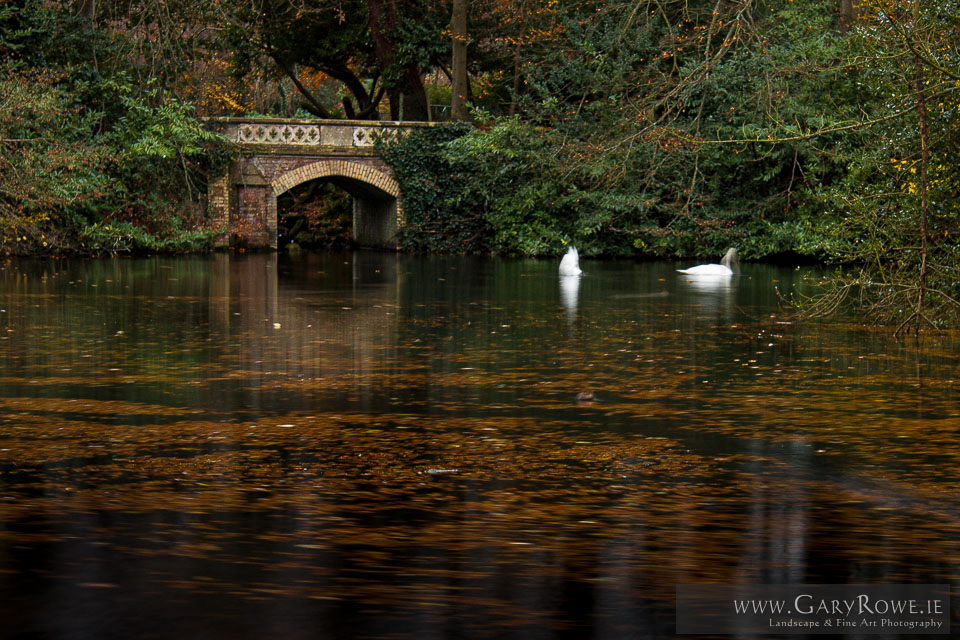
[269,160,403,249]
[207,118,435,250]
[272,159,400,200]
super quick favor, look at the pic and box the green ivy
[379,122,488,253]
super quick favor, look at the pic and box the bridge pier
[354,198,399,248]
[206,118,432,251]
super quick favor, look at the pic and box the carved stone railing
[237,122,322,145]
[207,117,437,152]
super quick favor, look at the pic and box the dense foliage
[0,0,228,255]
[381,1,879,259]
[277,181,354,249]
[798,1,960,330]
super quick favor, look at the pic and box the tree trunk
[368,0,429,121]
[274,60,332,118]
[388,88,401,120]
[401,68,429,121]
[451,0,469,121]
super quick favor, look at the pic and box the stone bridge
[207,118,435,250]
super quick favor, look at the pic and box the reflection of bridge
[207,118,435,250]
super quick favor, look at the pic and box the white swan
[559,246,583,276]
[677,247,738,276]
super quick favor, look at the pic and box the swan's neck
[720,249,738,269]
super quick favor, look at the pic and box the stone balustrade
[208,118,435,153]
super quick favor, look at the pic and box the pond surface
[0,252,958,639]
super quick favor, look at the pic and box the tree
[368,0,430,120]
[0,71,107,254]
[794,0,960,330]
[221,0,385,118]
[450,0,469,120]
[218,0,444,120]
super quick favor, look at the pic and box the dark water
[0,252,957,639]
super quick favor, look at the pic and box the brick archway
[267,159,403,249]
[271,159,400,200]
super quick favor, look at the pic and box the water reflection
[204,252,403,417]
[677,272,737,321]
[559,274,580,323]
[0,252,958,639]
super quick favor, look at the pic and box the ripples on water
[0,252,957,639]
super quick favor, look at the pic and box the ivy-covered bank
[382,119,822,261]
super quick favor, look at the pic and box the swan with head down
[559,246,583,276]
[677,247,738,276]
